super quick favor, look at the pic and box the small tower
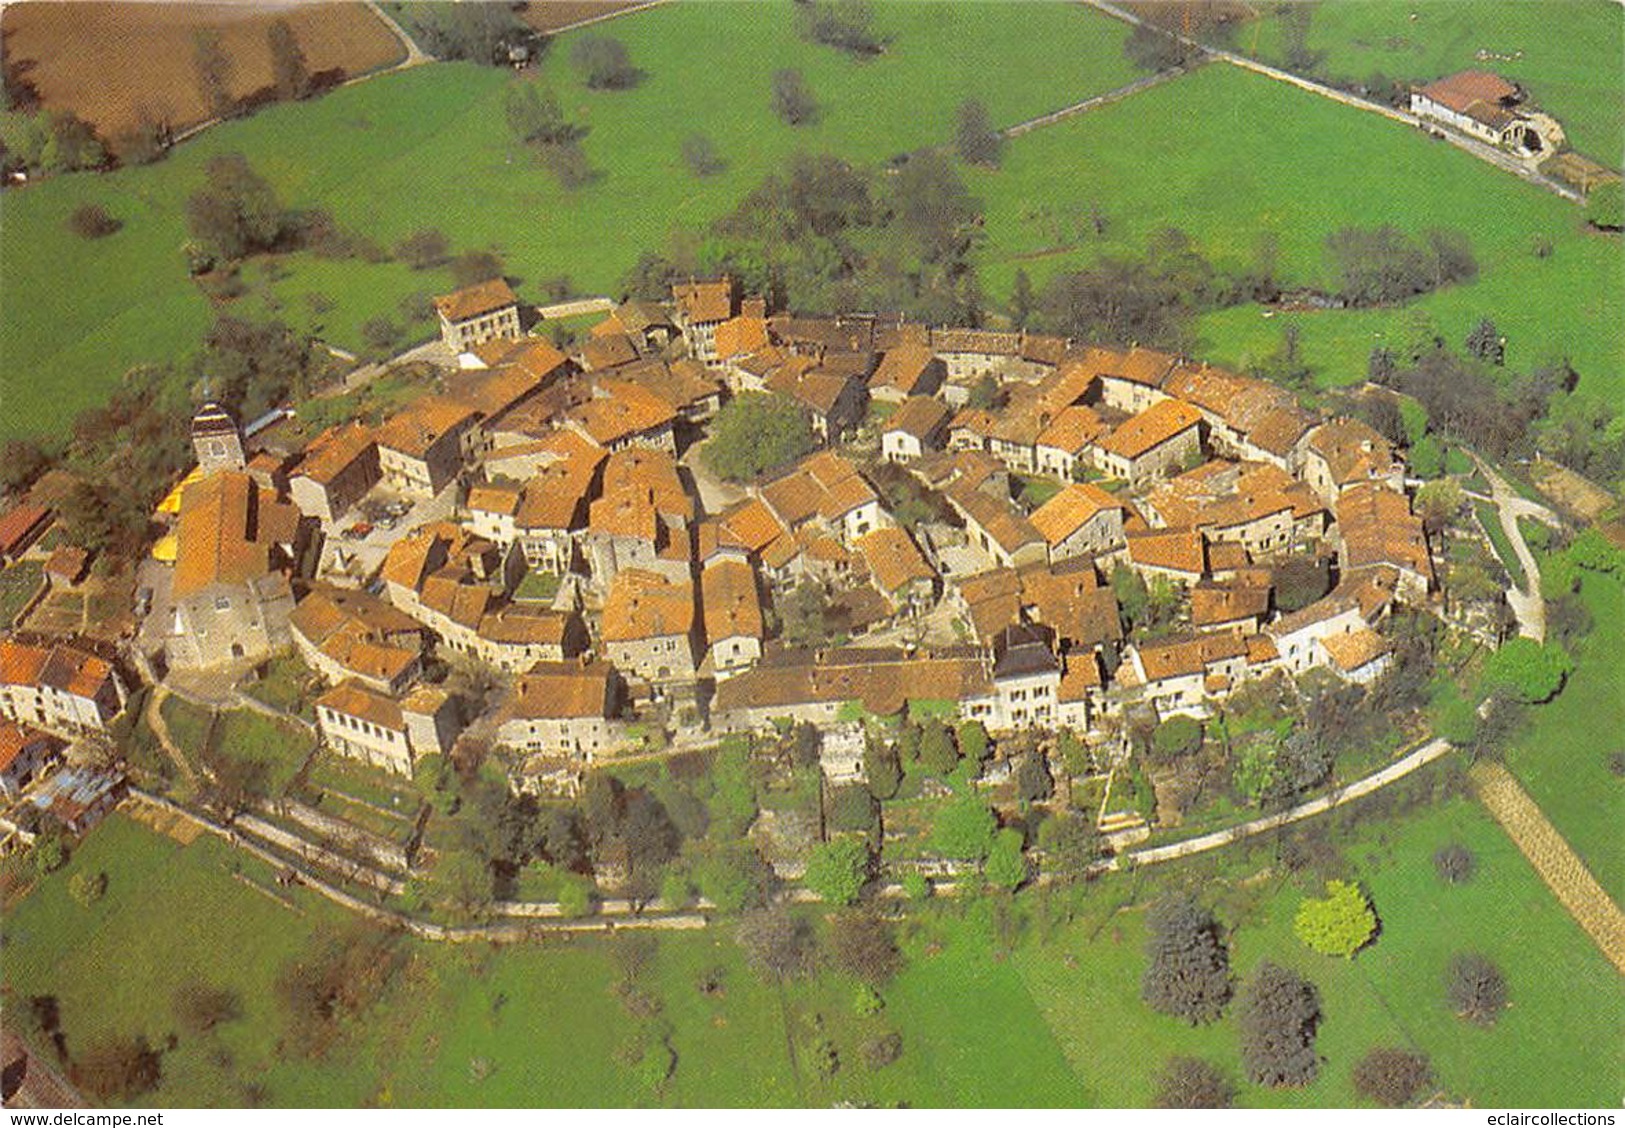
[191,401,246,474]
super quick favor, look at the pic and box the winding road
[1472,454,1560,642]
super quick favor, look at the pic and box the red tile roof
[433,278,518,323]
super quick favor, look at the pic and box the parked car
[343,522,374,540]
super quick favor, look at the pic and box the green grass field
[1017,796,1622,1108]
[1238,0,1624,164]
[976,63,1624,401]
[1473,500,1526,588]
[1502,567,1625,902]
[0,1,1136,444]
[5,785,1618,1108]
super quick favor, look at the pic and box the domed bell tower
[191,401,246,474]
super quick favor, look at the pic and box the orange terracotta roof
[870,343,939,395]
[1308,419,1402,487]
[467,483,522,517]
[504,657,615,719]
[0,722,58,775]
[857,526,934,595]
[1416,70,1520,115]
[433,278,518,323]
[1099,399,1203,460]
[568,380,676,446]
[761,451,876,527]
[949,484,1044,556]
[1321,627,1391,673]
[1136,631,1248,682]
[0,503,52,556]
[515,448,604,531]
[1191,581,1271,627]
[1336,483,1432,583]
[672,277,734,324]
[1126,528,1205,576]
[701,558,764,642]
[443,359,552,420]
[1030,483,1124,546]
[886,396,951,442]
[718,497,790,555]
[1058,651,1101,701]
[373,397,478,459]
[1146,459,1324,534]
[1103,346,1178,388]
[715,315,769,361]
[576,333,639,371]
[601,570,695,641]
[316,679,405,731]
[0,640,115,701]
[477,607,571,646]
[1036,404,1107,454]
[293,421,376,486]
[172,471,300,600]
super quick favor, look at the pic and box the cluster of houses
[106,270,1441,801]
[0,637,131,841]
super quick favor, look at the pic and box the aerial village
[0,267,1443,864]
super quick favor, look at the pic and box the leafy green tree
[1148,715,1203,766]
[1141,893,1232,1024]
[32,831,66,876]
[957,720,989,768]
[1433,842,1476,884]
[804,835,871,905]
[1232,736,1280,806]
[1010,268,1035,330]
[863,736,902,800]
[902,871,930,900]
[505,83,578,146]
[1483,637,1572,704]
[954,98,1002,167]
[1014,752,1053,802]
[192,28,235,119]
[1414,478,1462,530]
[1568,528,1622,573]
[1408,434,1444,479]
[1111,564,1149,630]
[1038,811,1100,881]
[185,153,287,262]
[571,36,639,90]
[892,149,980,263]
[690,840,771,912]
[777,579,835,649]
[984,828,1028,891]
[556,876,593,918]
[1237,961,1321,1086]
[1294,879,1377,958]
[916,718,958,775]
[704,393,815,481]
[928,795,996,860]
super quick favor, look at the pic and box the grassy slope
[1016,797,1624,1108]
[975,63,1624,400]
[0,1,1134,444]
[1238,0,1624,164]
[1502,568,1625,903]
[6,792,1618,1108]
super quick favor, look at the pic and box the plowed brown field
[0,1,404,137]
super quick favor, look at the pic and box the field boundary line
[1469,761,1625,974]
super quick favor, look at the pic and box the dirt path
[1470,762,1625,975]
[1002,63,1204,137]
[1473,455,1549,642]
[144,684,200,790]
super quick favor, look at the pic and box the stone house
[869,343,945,403]
[0,640,127,736]
[315,680,460,777]
[374,397,480,498]
[1094,399,1204,486]
[671,277,736,363]
[600,569,699,684]
[288,421,380,526]
[1409,70,1541,154]
[1301,419,1405,504]
[856,526,937,615]
[1030,482,1126,563]
[700,557,764,680]
[433,278,521,353]
[1034,404,1108,480]
[289,582,426,696]
[881,396,951,463]
[495,657,626,764]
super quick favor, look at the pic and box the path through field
[1470,761,1625,975]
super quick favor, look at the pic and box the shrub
[1153,1056,1234,1108]
[1352,1047,1431,1107]
[984,828,1028,892]
[67,870,107,907]
[1432,842,1476,884]
[1141,893,1231,1024]
[831,911,902,984]
[1148,715,1203,765]
[803,835,871,906]
[1293,879,1377,958]
[928,795,996,861]
[901,872,930,900]
[67,203,120,239]
[680,132,726,177]
[571,36,639,90]
[1446,952,1507,1026]
[1237,961,1322,1087]
[394,228,450,269]
[771,68,817,126]
[863,1031,903,1070]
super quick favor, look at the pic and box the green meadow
[0,0,1135,444]
[974,62,1624,399]
[5,790,1618,1108]
[1239,0,1624,164]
